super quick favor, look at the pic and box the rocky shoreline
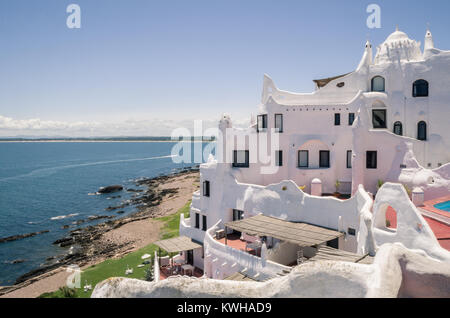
[1,166,199,292]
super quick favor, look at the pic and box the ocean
[0,141,208,286]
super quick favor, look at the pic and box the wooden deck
[308,246,372,264]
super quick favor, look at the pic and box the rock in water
[98,185,123,194]
[0,230,50,244]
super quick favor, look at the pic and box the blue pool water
[0,141,210,285]
[434,200,450,212]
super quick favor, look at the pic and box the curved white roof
[384,29,410,43]
[374,28,423,64]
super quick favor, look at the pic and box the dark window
[257,114,267,132]
[327,238,339,249]
[372,109,387,128]
[393,121,403,136]
[203,181,210,197]
[275,114,283,132]
[348,228,356,236]
[187,250,193,265]
[202,215,207,231]
[233,209,244,221]
[275,150,283,167]
[195,213,200,229]
[298,150,309,168]
[417,121,427,141]
[413,79,429,97]
[347,150,352,169]
[233,150,249,168]
[371,76,385,92]
[366,151,377,169]
[319,151,330,168]
[334,113,341,126]
[348,113,355,125]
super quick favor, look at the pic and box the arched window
[417,121,427,141]
[393,121,403,136]
[413,79,429,97]
[371,76,385,92]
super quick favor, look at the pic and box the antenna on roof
[396,25,399,31]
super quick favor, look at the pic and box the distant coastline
[0,137,216,143]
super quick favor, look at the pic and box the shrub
[377,179,384,189]
[58,286,76,298]
[145,258,154,282]
[403,184,412,197]
[335,180,341,193]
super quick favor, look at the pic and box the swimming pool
[434,200,450,212]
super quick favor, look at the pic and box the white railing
[191,190,201,210]
[204,221,290,280]
[180,213,205,243]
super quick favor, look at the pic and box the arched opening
[417,121,427,141]
[413,79,429,97]
[393,121,403,136]
[374,203,398,232]
[385,206,397,229]
[371,76,385,92]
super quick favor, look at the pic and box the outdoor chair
[160,255,170,267]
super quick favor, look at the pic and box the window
[372,109,387,128]
[348,228,356,236]
[371,76,385,92]
[298,150,309,168]
[347,150,352,169]
[366,151,377,169]
[319,151,330,168]
[257,114,267,132]
[413,79,429,97]
[334,113,341,126]
[348,113,355,125]
[393,121,403,136]
[202,215,207,231]
[195,213,200,229]
[417,121,427,141]
[233,150,249,168]
[203,181,210,197]
[275,150,283,167]
[233,209,244,221]
[275,114,283,132]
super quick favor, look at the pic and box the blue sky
[0,0,449,136]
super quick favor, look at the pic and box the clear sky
[1,0,449,136]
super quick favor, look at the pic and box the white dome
[384,30,410,43]
[374,28,422,64]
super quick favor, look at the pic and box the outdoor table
[181,264,194,276]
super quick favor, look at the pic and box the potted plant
[334,180,341,198]
[377,179,384,190]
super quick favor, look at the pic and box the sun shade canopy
[154,236,202,253]
[224,214,343,247]
[313,73,351,88]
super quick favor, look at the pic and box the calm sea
[0,141,208,286]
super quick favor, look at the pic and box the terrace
[154,236,204,280]
[215,214,372,267]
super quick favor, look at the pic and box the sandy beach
[0,170,199,298]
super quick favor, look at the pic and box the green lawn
[39,200,191,298]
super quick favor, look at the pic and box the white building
[178,28,450,281]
